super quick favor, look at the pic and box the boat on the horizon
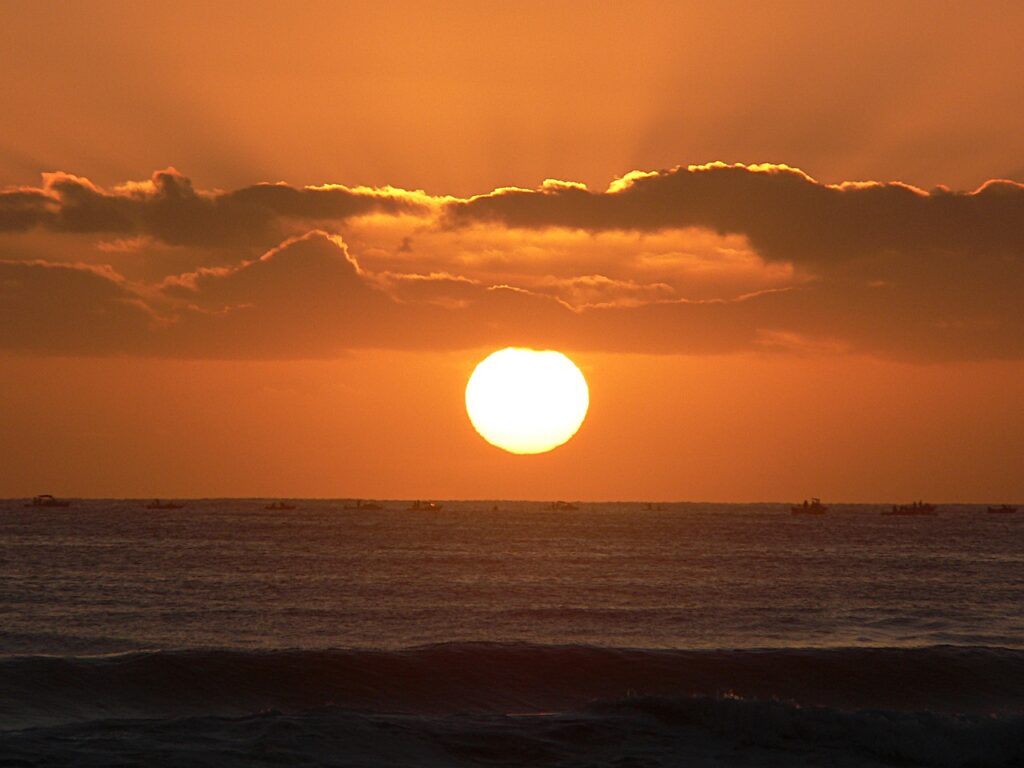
[344,499,384,511]
[883,501,938,516]
[145,499,185,510]
[791,498,827,515]
[265,501,296,511]
[408,500,443,511]
[26,494,70,508]
[986,505,1017,514]
[644,502,668,511]
[550,501,578,511]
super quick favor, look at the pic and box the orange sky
[2,1,1023,501]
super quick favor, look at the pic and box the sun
[465,347,589,455]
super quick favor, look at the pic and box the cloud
[2,164,1023,361]
[529,274,677,309]
[0,188,54,232]
[445,162,1024,266]
[157,232,399,356]
[440,163,1024,359]
[152,232,576,358]
[0,259,154,354]
[0,168,431,248]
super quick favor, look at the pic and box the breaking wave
[3,644,1023,766]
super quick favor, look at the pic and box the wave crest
[2,643,1023,731]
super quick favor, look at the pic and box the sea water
[1,500,1022,766]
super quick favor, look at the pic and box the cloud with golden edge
[2,163,1024,362]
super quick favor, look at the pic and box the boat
[883,501,938,516]
[644,502,668,511]
[791,498,827,515]
[408,500,443,511]
[343,499,384,511]
[987,505,1017,514]
[145,499,185,510]
[550,501,578,511]
[265,501,296,511]
[26,494,70,508]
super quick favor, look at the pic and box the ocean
[1,500,1022,766]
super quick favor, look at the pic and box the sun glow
[465,348,589,454]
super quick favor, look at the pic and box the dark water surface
[2,500,1022,766]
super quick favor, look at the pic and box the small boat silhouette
[791,498,827,515]
[549,501,578,511]
[146,499,185,510]
[265,501,296,511]
[344,499,384,511]
[26,494,70,508]
[987,505,1017,514]
[883,501,938,516]
[408,500,443,511]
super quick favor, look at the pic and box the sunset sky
[2,0,1023,501]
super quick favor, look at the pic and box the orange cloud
[0,168,430,246]
[2,164,1023,362]
[0,259,154,354]
[444,163,1024,267]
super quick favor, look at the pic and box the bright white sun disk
[465,347,589,454]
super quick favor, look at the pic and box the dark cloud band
[2,164,1023,361]
[0,168,430,246]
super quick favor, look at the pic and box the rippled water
[2,499,1021,654]
[3,500,1023,766]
